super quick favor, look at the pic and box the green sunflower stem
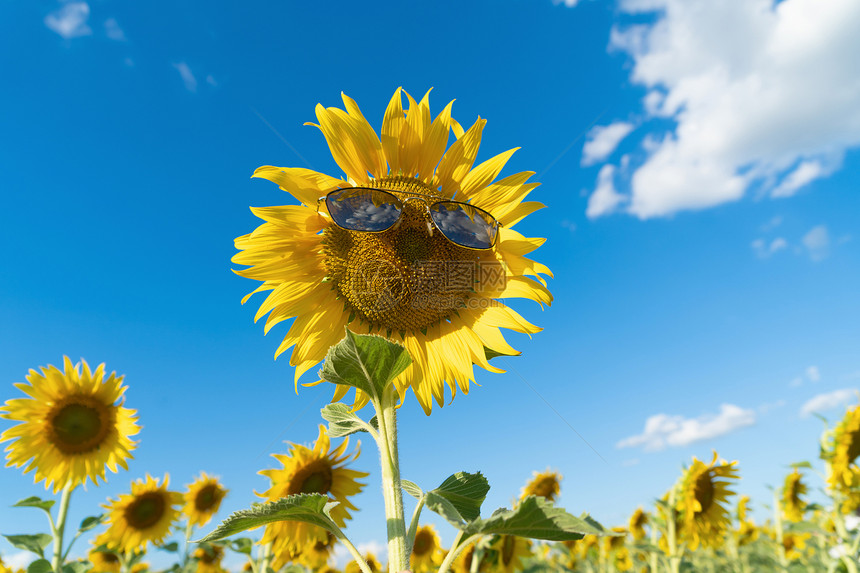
[666,489,681,573]
[436,531,480,573]
[374,386,408,573]
[773,490,788,571]
[51,483,74,573]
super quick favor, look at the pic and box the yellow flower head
[87,550,121,573]
[675,452,740,550]
[193,545,225,573]
[0,357,139,492]
[295,532,337,570]
[129,564,148,573]
[603,527,627,556]
[451,542,483,573]
[345,553,382,573]
[781,468,808,522]
[519,469,562,504]
[233,88,552,415]
[628,507,648,541]
[258,425,367,567]
[183,473,228,528]
[488,534,532,573]
[825,403,860,509]
[410,524,444,572]
[783,532,811,560]
[95,474,183,553]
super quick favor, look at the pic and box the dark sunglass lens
[429,202,497,249]
[326,188,402,232]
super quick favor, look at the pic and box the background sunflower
[0,357,139,492]
[96,474,183,554]
[183,473,228,528]
[258,425,367,567]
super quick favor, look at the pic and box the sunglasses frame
[317,186,502,250]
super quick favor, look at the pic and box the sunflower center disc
[102,553,119,564]
[694,470,716,514]
[125,492,166,529]
[291,462,333,495]
[413,531,431,556]
[49,399,110,454]
[847,428,860,464]
[195,484,219,511]
[323,177,482,332]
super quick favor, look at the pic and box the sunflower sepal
[196,494,343,543]
[12,497,56,513]
[460,496,611,541]
[320,329,412,404]
[3,534,52,558]
[320,403,377,438]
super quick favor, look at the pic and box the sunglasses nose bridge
[399,196,436,236]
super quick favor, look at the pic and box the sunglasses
[319,187,501,250]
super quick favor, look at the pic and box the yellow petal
[434,117,486,197]
[252,166,345,206]
[340,92,387,178]
[381,88,405,174]
[459,147,520,199]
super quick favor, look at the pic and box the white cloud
[771,159,830,198]
[552,0,579,6]
[3,552,32,570]
[586,164,626,218]
[602,0,860,218]
[802,224,830,261]
[45,2,91,39]
[758,399,786,414]
[806,365,821,382]
[206,74,217,87]
[104,17,126,41]
[800,389,856,417]
[172,62,197,92]
[582,121,635,166]
[751,237,787,259]
[616,403,756,451]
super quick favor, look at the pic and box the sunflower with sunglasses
[233,88,551,414]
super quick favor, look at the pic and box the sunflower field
[2,90,859,573]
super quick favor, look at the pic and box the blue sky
[2,0,859,568]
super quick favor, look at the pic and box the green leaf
[321,403,374,438]
[197,494,341,543]
[320,330,411,401]
[158,541,180,552]
[227,538,254,555]
[789,461,813,469]
[461,496,610,541]
[63,562,88,573]
[27,559,52,573]
[78,514,104,533]
[12,497,55,512]
[429,472,489,523]
[3,534,53,558]
[425,491,468,529]
[401,480,424,500]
